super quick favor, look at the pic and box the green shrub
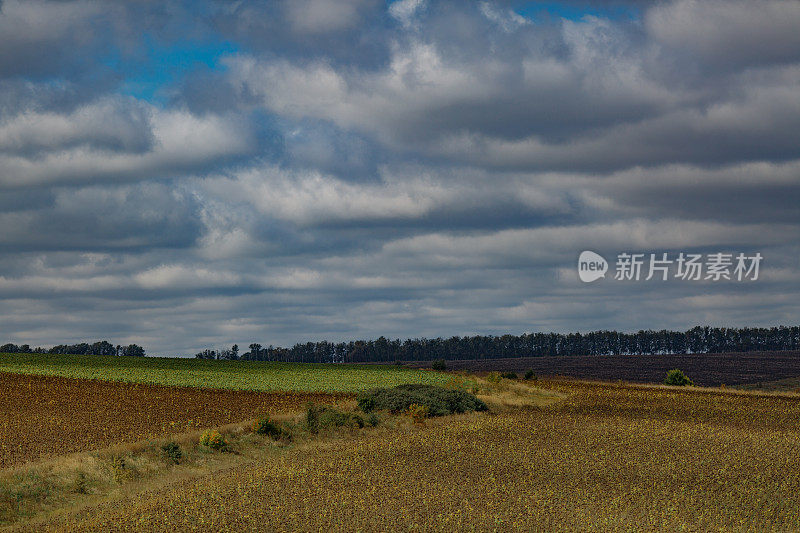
[72,472,88,494]
[431,359,447,371]
[304,403,364,433]
[110,455,132,483]
[501,372,518,380]
[366,413,380,427]
[664,369,693,386]
[406,403,428,424]
[161,441,183,463]
[357,384,487,417]
[304,402,319,432]
[199,429,228,451]
[486,371,501,384]
[252,417,290,441]
[524,369,537,380]
[356,395,376,413]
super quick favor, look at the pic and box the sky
[0,0,798,356]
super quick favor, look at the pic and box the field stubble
[27,380,800,532]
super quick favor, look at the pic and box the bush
[199,429,227,450]
[72,472,88,494]
[664,369,694,386]
[486,371,501,384]
[357,384,487,417]
[110,455,134,483]
[357,395,376,413]
[524,369,537,380]
[431,359,447,371]
[304,403,364,434]
[252,417,290,441]
[366,413,380,427]
[406,403,428,424]
[161,441,183,463]
[501,372,518,380]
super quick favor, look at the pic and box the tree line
[196,325,800,364]
[0,341,146,357]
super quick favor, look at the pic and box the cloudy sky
[1,0,798,355]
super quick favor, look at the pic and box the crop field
[405,350,800,386]
[0,353,450,393]
[29,380,800,531]
[0,372,348,469]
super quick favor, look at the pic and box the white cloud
[0,98,152,153]
[135,264,242,290]
[2,0,799,354]
[479,2,528,33]
[225,42,515,146]
[389,0,425,28]
[283,0,375,35]
[0,104,256,187]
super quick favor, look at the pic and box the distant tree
[120,344,146,357]
[664,369,693,386]
[248,343,262,360]
[90,341,116,356]
[3,341,146,356]
[219,345,239,360]
[431,359,447,371]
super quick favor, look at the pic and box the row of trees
[0,341,146,357]
[195,345,239,360]
[197,325,800,364]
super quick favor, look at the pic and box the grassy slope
[3,378,555,529]
[0,353,450,393]
[29,380,800,532]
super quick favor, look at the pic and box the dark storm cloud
[646,0,800,71]
[0,183,204,252]
[0,0,109,79]
[1,0,799,354]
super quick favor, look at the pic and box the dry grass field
[24,379,800,532]
[0,372,348,469]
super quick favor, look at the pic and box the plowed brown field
[0,372,349,468]
[404,350,800,386]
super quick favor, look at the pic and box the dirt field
[29,380,800,532]
[405,350,800,386]
[0,372,348,469]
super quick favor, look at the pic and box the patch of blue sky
[515,1,641,22]
[102,34,240,105]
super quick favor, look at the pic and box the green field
[0,353,450,393]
